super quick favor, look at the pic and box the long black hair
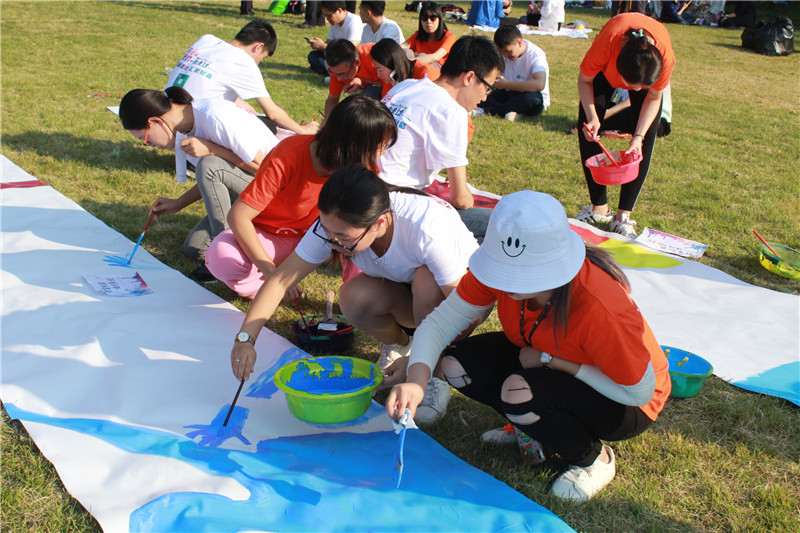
[314,94,397,172]
[119,87,193,130]
[616,29,663,87]
[416,1,447,42]
[371,39,413,84]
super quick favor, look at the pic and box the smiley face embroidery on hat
[501,236,526,258]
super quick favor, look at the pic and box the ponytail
[119,87,193,130]
[616,28,663,87]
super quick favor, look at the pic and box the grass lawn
[1,1,799,532]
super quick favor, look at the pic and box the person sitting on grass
[402,2,457,67]
[358,1,404,45]
[229,166,479,424]
[167,19,318,135]
[473,25,550,122]
[119,86,278,282]
[307,1,364,76]
[379,35,504,244]
[386,190,670,502]
[204,94,396,300]
[370,38,440,99]
[322,39,383,117]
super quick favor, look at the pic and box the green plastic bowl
[662,346,713,398]
[758,242,800,280]
[274,356,383,424]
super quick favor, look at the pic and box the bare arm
[151,184,203,218]
[255,96,319,135]
[578,71,600,139]
[445,166,474,209]
[323,92,341,119]
[627,88,663,154]
[415,47,447,64]
[494,71,546,93]
[231,251,318,380]
[227,199,277,276]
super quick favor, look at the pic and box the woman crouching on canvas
[386,190,670,501]
[231,167,479,423]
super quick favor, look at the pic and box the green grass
[2,2,799,532]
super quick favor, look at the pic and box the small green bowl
[758,242,800,280]
[274,356,382,424]
[662,346,713,398]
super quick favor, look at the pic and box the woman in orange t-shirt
[387,191,670,502]
[371,38,440,99]
[402,2,457,67]
[205,95,397,299]
[575,13,675,239]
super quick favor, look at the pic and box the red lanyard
[519,299,551,347]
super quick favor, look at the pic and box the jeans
[456,207,492,245]
[308,50,327,75]
[183,156,254,259]
[479,89,544,117]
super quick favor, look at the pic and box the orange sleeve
[455,271,498,307]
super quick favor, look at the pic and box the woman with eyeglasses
[402,2,457,67]
[118,87,279,276]
[230,166,478,423]
[371,38,440,99]
[575,13,675,239]
[204,94,396,299]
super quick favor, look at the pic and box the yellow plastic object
[758,242,800,280]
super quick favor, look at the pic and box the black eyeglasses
[477,74,496,96]
[312,219,371,253]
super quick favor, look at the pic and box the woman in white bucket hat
[386,190,671,502]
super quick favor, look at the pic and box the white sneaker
[574,205,614,226]
[470,107,486,117]
[414,377,451,424]
[377,336,412,369]
[550,445,616,502]
[609,213,638,238]
[481,424,518,444]
[504,111,518,122]
[324,76,330,86]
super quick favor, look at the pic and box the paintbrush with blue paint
[392,408,417,488]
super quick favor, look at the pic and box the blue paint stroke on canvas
[4,402,574,533]
[184,405,251,447]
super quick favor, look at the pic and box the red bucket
[585,150,642,185]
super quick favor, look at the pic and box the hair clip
[631,29,645,38]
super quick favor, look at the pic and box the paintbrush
[752,230,781,258]
[223,379,245,427]
[295,299,312,334]
[318,291,338,331]
[126,211,155,264]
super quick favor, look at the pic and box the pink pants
[205,228,302,299]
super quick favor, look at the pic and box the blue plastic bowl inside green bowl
[274,356,383,423]
[662,346,713,398]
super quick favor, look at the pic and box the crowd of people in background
[116,0,724,502]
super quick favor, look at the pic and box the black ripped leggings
[443,331,653,467]
[578,72,662,212]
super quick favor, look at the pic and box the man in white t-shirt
[307,1,364,75]
[379,36,504,243]
[167,20,318,135]
[358,1,404,44]
[474,25,550,121]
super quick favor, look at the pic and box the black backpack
[741,16,795,57]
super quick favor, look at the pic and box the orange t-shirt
[580,13,674,91]
[238,135,327,236]
[456,259,671,420]
[405,30,457,66]
[329,42,381,96]
[380,60,441,98]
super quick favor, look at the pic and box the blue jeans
[308,50,326,75]
[479,89,544,117]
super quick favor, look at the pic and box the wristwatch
[235,331,255,345]
[539,351,553,369]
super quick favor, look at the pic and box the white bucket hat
[468,191,586,294]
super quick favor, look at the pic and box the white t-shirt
[378,78,469,189]
[503,40,550,109]
[294,191,478,286]
[178,98,278,168]
[328,12,364,43]
[360,17,404,44]
[166,34,269,102]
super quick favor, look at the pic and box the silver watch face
[540,352,552,364]
[237,331,251,343]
